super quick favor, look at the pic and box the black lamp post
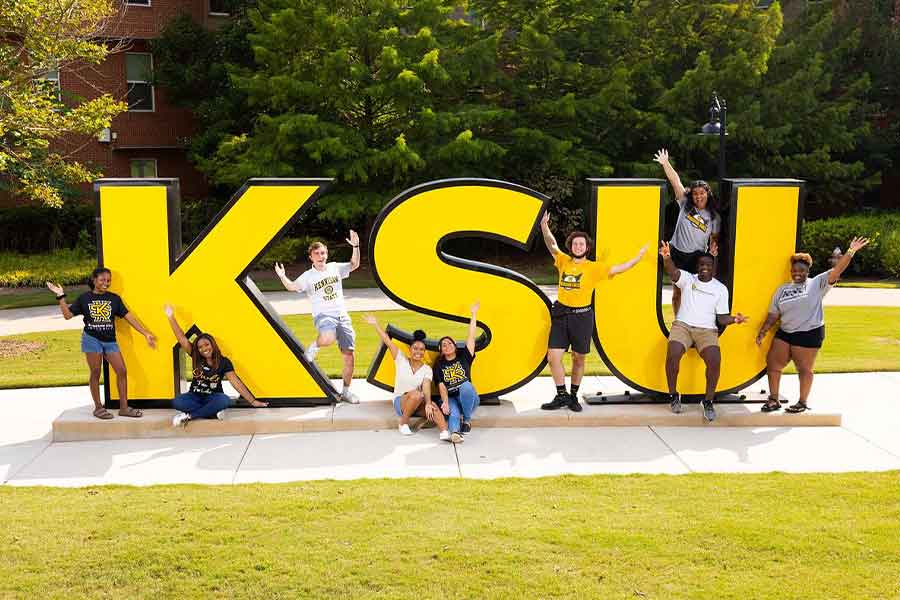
[700,91,727,181]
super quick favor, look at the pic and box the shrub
[252,237,314,269]
[0,249,95,287]
[800,212,900,277]
[0,206,95,253]
[881,229,900,278]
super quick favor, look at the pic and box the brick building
[56,0,229,202]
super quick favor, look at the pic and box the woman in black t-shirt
[47,268,156,419]
[164,304,267,427]
[432,301,480,444]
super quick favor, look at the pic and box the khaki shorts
[669,321,719,353]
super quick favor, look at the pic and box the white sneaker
[340,389,360,404]
[172,412,190,428]
[304,344,318,362]
[216,410,226,420]
[398,424,413,436]
[439,430,451,441]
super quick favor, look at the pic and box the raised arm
[828,237,870,285]
[46,282,74,319]
[658,241,681,283]
[274,262,299,291]
[225,371,268,407]
[539,212,560,257]
[363,313,398,359]
[164,304,193,355]
[347,230,360,272]
[609,244,648,277]
[654,149,686,203]
[124,311,156,348]
[466,301,479,356]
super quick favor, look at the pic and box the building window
[126,53,154,112]
[39,68,61,102]
[209,0,229,15]
[130,159,158,178]
[126,0,151,6]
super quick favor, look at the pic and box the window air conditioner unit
[97,128,111,143]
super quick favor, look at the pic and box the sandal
[760,397,781,413]
[118,407,143,418]
[93,406,114,420]
[785,401,809,414]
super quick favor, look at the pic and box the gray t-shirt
[670,196,720,253]
[769,270,833,333]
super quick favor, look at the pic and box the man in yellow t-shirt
[539,212,647,411]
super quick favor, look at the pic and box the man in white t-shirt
[659,241,748,422]
[275,231,361,403]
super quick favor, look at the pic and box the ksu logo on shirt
[560,272,583,290]
[441,362,467,386]
[690,282,716,296]
[88,300,112,322]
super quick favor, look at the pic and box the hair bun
[412,329,426,342]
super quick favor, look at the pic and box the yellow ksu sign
[96,177,801,406]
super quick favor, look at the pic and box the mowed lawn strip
[1,306,898,389]
[1,473,899,598]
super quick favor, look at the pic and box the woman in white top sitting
[363,314,449,439]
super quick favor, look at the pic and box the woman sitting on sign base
[756,237,870,414]
[164,304,267,427]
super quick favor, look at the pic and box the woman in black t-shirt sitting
[432,301,480,444]
[47,268,156,419]
[164,304,267,427]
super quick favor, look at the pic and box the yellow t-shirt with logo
[554,252,610,307]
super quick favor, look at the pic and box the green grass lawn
[1,307,898,389]
[1,473,899,598]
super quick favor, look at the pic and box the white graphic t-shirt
[673,270,729,329]
[393,353,432,396]
[293,262,352,317]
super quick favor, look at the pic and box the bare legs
[765,339,818,406]
[547,348,565,386]
[665,341,720,402]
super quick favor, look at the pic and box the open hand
[362,313,377,326]
[636,244,648,259]
[540,211,550,229]
[274,262,286,278]
[346,230,359,247]
[653,149,670,165]
[163,304,174,317]
[733,313,748,325]
[145,332,157,349]
[425,402,435,422]
[710,238,719,257]
[46,281,64,296]
[755,331,765,346]
[848,236,870,253]
[659,241,671,259]
[441,402,450,416]
[250,399,269,408]
[471,300,480,315]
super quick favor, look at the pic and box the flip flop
[93,406,114,420]
[118,407,143,418]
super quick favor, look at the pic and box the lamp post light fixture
[699,91,728,181]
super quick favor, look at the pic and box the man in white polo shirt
[275,231,360,403]
[659,241,748,421]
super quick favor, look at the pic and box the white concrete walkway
[2,372,899,486]
[2,285,898,336]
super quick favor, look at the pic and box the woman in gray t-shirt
[755,237,870,413]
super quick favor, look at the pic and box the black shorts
[669,245,706,273]
[775,325,825,349]
[548,302,594,354]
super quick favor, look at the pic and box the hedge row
[800,212,900,277]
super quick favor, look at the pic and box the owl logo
[560,273,583,289]
[324,285,334,296]
[88,301,112,321]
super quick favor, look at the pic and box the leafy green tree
[0,0,126,206]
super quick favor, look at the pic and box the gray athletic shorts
[313,313,356,351]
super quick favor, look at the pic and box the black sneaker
[670,393,682,414]
[567,393,583,412]
[541,393,570,410]
[702,399,716,422]
[461,421,471,434]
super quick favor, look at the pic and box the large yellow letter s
[366,179,551,398]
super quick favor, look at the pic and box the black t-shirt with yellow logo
[189,356,234,395]
[69,292,128,343]
[433,347,475,395]
[554,253,610,308]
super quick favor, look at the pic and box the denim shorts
[393,396,404,416]
[313,313,356,351]
[81,332,120,354]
